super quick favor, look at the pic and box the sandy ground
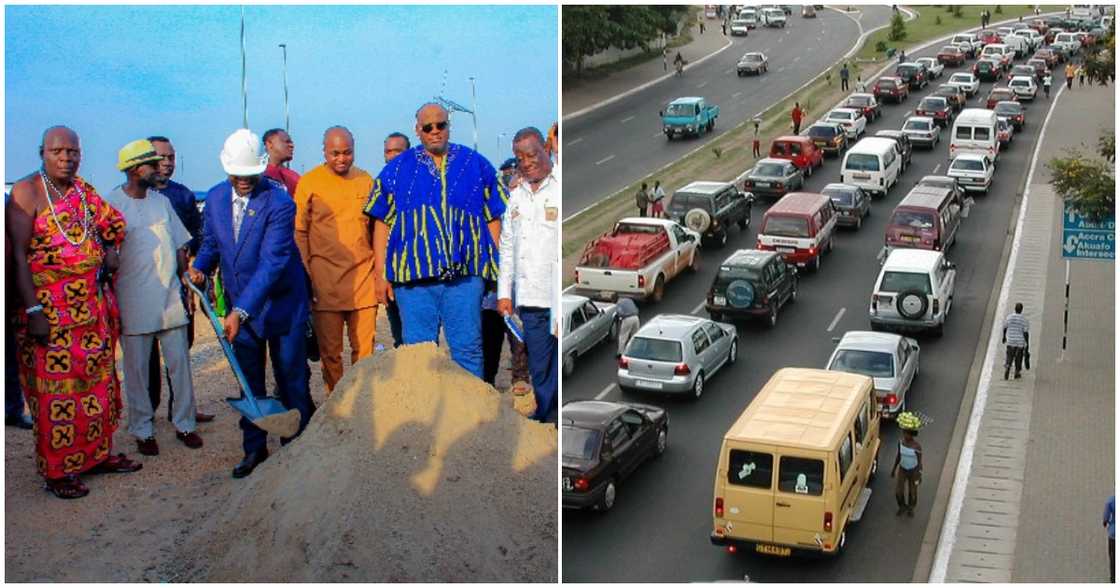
[4,309,546,582]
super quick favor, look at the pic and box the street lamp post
[497,133,507,159]
[469,76,478,151]
[240,5,248,129]
[279,43,289,133]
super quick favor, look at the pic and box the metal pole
[1060,259,1070,361]
[469,76,478,151]
[279,43,289,133]
[240,5,248,129]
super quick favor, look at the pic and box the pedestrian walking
[106,139,203,456]
[856,75,866,92]
[1079,63,1087,87]
[615,297,640,357]
[189,129,316,479]
[8,126,143,499]
[752,136,761,159]
[1042,72,1052,98]
[791,102,804,135]
[1106,495,1116,582]
[663,48,669,72]
[1002,302,1030,380]
[1066,62,1076,89]
[721,19,727,36]
[635,183,650,217]
[650,181,666,218]
[364,103,506,379]
[699,18,705,35]
[892,412,924,517]
[840,63,850,92]
[497,127,559,422]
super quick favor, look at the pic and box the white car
[1007,75,1037,101]
[947,72,979,97]
[915,57,944,80]
[730,18,751,36]
[901,116,941,149]
[947,153,994,194]
[823,108,866,140]
[826,330,920,418]
[760,7,786,27]
[736,52,768,76]
[870,249,956,336]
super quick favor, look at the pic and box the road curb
[562,32,734,122]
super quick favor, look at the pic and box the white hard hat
[219,129,268,176]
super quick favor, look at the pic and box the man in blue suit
[187,129,314,479]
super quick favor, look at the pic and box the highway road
[563,6,894,219]
[562,36,1058,582]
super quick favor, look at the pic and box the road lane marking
[724,68,733,75]
[594,383,618,400]
[777,67,786,73]
[732,91,742,99]
[691,300,706,315]
[826,307,847,332]
[793,56,801,63]
[652,132,663,139]
[697,81,709,89]
[620,115,635,124]
[933,163,941,174]
[595,154,616,166]
[566,137,583,147]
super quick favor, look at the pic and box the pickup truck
[573,218,701,303]
[660,97,719,140]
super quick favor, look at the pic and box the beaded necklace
[39,169,91,247]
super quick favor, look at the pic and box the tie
[233,196,247,242]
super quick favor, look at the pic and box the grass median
[856,5,1040,62]
[561,5,1039,288]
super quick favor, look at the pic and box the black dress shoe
[6,415,33,430]
[232,449,269,479]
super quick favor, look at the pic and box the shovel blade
[226,396,291,421]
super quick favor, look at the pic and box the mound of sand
[179,343,557,582]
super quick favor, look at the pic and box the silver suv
[869,249,956,336]
[617,314,737,400]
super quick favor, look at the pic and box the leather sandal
[45,475,89,499]
[87,453,143,474]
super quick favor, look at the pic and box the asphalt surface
[563,6,894,219]
[562,39,1057,582]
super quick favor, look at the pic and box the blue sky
[5,4,558,193]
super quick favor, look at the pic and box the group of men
[7,103,560,499]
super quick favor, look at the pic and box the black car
[915,96,953,128]
[742,158,804,201]
[821,182,872,230]
[973,58,1003,82]
[895,63,928,90]
[561,400,668,512]
[706,249,797,327]
[874,130,913,173]
[667,181,753,248]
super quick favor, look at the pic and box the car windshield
[880,271,933,294]
[562,426,601,460]
[825,188,856,205]
[845,153,881,172]
[665,103,696,116]
[715,265,763,287]
[614,222,662,236]
[904,120,930,131]
[668,192,712,212]
[742,53,762,62]
[891,210,936,229]
[754,162,787,176]
[829,110,853,121]
[830,349,895,378]
[763,215,810,238]
[978,61,994,70]
[846,96,871,107]
[1010,80,1030,87]
[920,98,946,109]
[940,46,958,53]
[733,19,749,26]
[876,79,896,89]
[626,337,683,362]
[897,65,917,76]
[950,74,971,83]
[808,125,838,138]
[995,104,1020,115]
[952,158,986,172]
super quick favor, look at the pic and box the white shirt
[498,166,559,318]
[105,186,192,335]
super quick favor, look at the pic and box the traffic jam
[561,8,1103,578]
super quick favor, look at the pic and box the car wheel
[609,317,620,340]
[709,310,723,322]
[688,252,700,272]
[598,479,617,512]
[651,275,666,303]
[806,163,813,177]
[718,231,728,248]
[790,281,798,303]
[867,456,879,485]
[691,371,705,401]
[728,339,738,364]
[933,321,945,337]
[827,236,835,253]
[737,217,748,229]
[855,215,862,230]
[813,254,822,272]
[655,426,668,457]
[563,353,575,377]
[767,303,778,328]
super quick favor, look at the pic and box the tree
[888,11,907,41]
[563,5,690,77]
[1047,131,1116,222]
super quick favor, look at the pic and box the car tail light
[574,477,590,492]
[760,292,769,305]
[715,497,725,518]
[933,298,940,315]
[574,269,580,283]
[808,246,817,256]
[727,545,737,554]
[712,218,720,228]
[933,238,941,249]
[745,180,754,188]
[638,275,646,289]
[824,511,833,532]
[776,182,784,190]
[619,356,629,369]
[885,393,898,406]
[674,363,691,376]
[871,298,878,313]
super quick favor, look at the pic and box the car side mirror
[658,110,664,117]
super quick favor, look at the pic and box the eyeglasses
[421,121,449,134]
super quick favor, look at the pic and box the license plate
[853,172,871,180]
[902,235,919,242]
[600,290,614,299]
[755,544,792,557]
[757,182,771,188]
[776,246,796,253]
[635,379,664,390]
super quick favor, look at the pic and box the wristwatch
[233,307,249,321]
[24,304,43,315]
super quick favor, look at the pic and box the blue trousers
[394,276,484,378]
[232,322,315,455]
[5,323,26,419]
[520,307,558,422]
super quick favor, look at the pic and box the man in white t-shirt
[105,139,202,456]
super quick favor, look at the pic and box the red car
[873,76,910,103]
[769,136,824,175]
[842,93,882,122]
[1033,48,1059,67]
[985,87,1018,110]
[979,30,1003,46]
[1029,18,1049,36]
[937,45,966,66]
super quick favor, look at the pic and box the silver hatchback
[826,330,920,419]
[617,314,738,400]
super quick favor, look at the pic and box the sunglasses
[421,121,449,134]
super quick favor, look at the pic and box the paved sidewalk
[562,19,730,117]
[939,81,1115,582]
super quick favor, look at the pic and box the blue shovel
[185,277,301,437]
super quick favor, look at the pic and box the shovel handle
[184,275,258,407]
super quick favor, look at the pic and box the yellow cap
[117,139,163,171]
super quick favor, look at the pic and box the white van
[979,43,1013,67]
[950,108,1000,163]
[841,137,902,198]
[1000,34,1029,57]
